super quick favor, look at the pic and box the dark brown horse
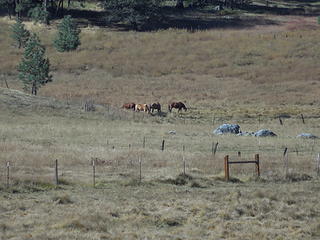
[122,102,136,111]
[149,102,161,113]
[168,102,187,112]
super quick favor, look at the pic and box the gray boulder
[254,129,277,137]
[213,124,241,135]
[296,133,318,139]
[168,130,176,135]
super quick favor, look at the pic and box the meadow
[1,1,320,239]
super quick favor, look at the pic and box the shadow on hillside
[156,15,278,31]
[1,2,318,31]
[62,7,280,31]
[238,4,319,16]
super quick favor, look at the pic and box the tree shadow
[2,2,319,31]
[238,4,317,16]
[59,9,107,27]
[151,15,279,31]
[61,7,280,32]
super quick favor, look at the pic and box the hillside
[1,11,320,120]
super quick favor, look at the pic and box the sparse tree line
[0,0,74,23]
[10,15,80,95]
[1,0,252,29]
[104,0,252,29]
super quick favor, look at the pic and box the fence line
[2,151,319,189]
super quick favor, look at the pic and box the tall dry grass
[1,10,320,240]
[1,97,320,239]
[1,98,319,186]
[1,16,320,118]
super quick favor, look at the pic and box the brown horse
[149,102,161,113]
[168,102,187,112]
[135,104,150,113]
[122,102,136,111]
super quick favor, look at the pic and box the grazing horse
[135,104,150,113]
[122,102,136,111]
[168,102,187,112]
[149,102,161,113]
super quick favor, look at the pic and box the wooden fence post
[143,137,145,148]
[283,148,288,178]
[4,78,9,89]
[301,114,305,124]
[316,153,320,176]
[55,159,59,186]
[92,159,96,188]
[161,140,165,151]
[224,155,229,181]
[183,156,186,176]
[279,117,283,125]
[258,115,261,126]
[6,162,10,188]
[213,142,219,156]
[255,154,260,177]
[139,156,142,183]
[238,151,241,158]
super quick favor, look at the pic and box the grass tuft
[52,194,73,204]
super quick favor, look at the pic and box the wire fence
[1,148,319,189]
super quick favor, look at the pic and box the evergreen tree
[10,17,30,48]
[104,0,162,30]
[18,33,52,95]
[28,5,50,24]
[53,15,81,52]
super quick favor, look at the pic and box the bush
[28,5,50,24]
[18,33,52,95]
[53,15,81,52]
[10,17,30,48]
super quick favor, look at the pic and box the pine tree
[10,17,30,48]
[28,5,50,25]
[53,15,81,52]
[18,33,52,95]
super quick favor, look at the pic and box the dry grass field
[1,1,320,239]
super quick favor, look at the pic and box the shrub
[18,33,52,95]
[28,5,50,24]
[10,17,30,48]
[53,15,81,52]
